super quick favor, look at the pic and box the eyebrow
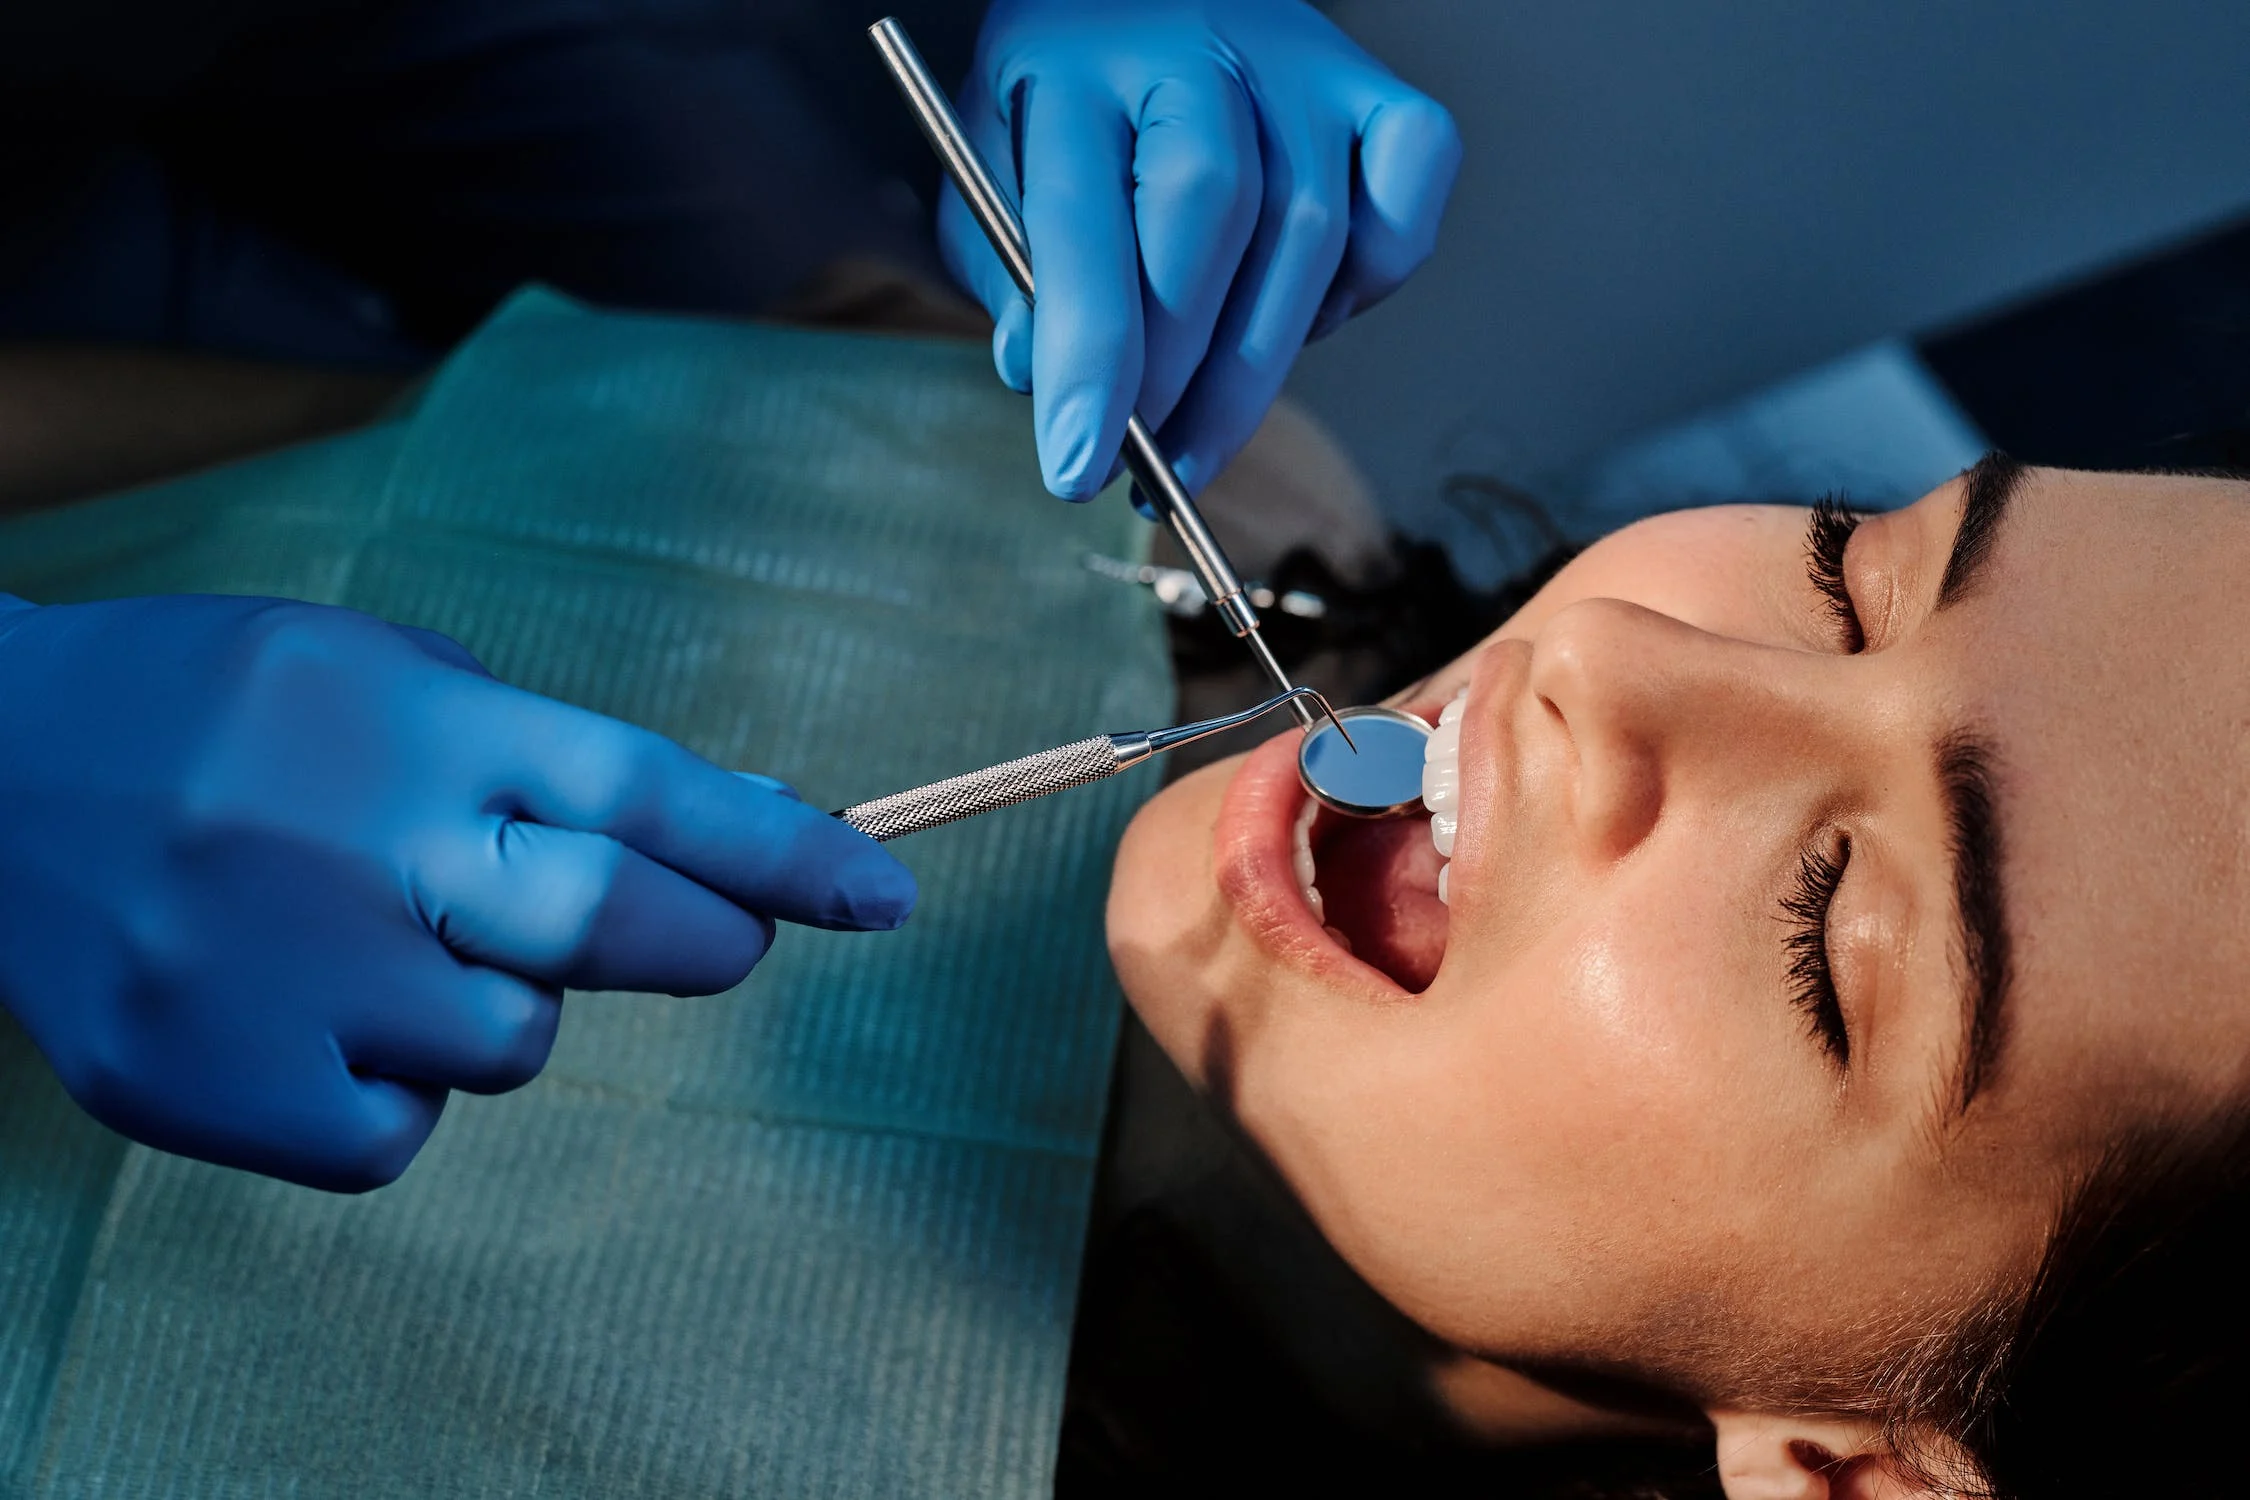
[1927,454,2027,1118]
[1937,451,2027,609]
[1940,732,2013,1120]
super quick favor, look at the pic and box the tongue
[1315,814,1450,992]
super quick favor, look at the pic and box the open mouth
[1291,690,1463,993]
[1215,688,1478,997]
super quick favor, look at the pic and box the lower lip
[1212,700,1447,1001]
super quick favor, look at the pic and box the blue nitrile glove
[0,593,915,1192]
[946,0,1461,502]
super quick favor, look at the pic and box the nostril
[1525,606,1674,859]
[1525,620,1606,752]
[1581,739,1665,860]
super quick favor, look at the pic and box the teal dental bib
[0,289,1170,1498]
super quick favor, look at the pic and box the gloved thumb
[940,185,1035,395]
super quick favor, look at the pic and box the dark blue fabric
[0,151,431,367]
[0,0,983,367]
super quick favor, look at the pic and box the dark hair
[1939,1106,2250,1498]
[1747,1103,2250,1500]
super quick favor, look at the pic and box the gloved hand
[945,0,1461,502]
[0,593,915,1192]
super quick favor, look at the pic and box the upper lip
[1211,692,1453,1002]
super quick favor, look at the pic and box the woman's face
[1107,462,2250,1406]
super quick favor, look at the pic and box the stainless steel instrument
[836,687,1341,841]
[868,16,1318,732]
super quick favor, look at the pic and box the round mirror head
[1297,704,1430,818]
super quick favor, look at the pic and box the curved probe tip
[1297,687,1357,753]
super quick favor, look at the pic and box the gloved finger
[476,683,917,931]
[90,1042,447,1194]
[415,819,775,997]
[336,939,564,1097]
[1310,89,1462,341]
[935,72,1036,394]
[736,771,801,801]
[283,1075,448,1195]
[388,622,493,679]
[1019,73,1145,499]
[1128,63,1263,438]
[1154,108,1356,497]
[941,185,1035,394]
[991,289,1034,394]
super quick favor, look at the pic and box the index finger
[469,680,917,932]
[935,72,1036,397]
[1017,72,1145,500]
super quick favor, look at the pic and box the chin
[1106,753,1241,1089]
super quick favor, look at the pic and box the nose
[1526,597,1845,860]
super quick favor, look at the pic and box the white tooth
[1439,693,1467,727]
[1430,811,1457,856]
[1437,862,1449,905]
[1422,758,1459,815]
[1293,798,1323,919]
[1422,695,1463,816]
[1306,883,1326,923]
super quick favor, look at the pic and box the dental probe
[869,17,1318,732]
[836,687,1340,841]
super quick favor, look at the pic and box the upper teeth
[1292,690,1467,929]
[1291,796,1325,924]
[1423,690,1467,904]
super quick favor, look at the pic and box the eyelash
[1804,495,1865,652]
[1781,837,1852,1066]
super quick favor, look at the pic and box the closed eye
[1781,836,1852,1067]
[1804,495,1864,652]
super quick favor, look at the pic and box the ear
[1709,1409,1968,1500]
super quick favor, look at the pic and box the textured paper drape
[0,289,1170,1498]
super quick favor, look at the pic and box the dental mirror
[1298,705,1431,818]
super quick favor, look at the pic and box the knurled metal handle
[835,736,1123,841]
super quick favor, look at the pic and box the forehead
[1934,469,2250,1139]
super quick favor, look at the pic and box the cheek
[1471,903,1766,1186]
[1434,795,1794,1160]
[1237,894,1786,1347]
[1507,846,1822,1201]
